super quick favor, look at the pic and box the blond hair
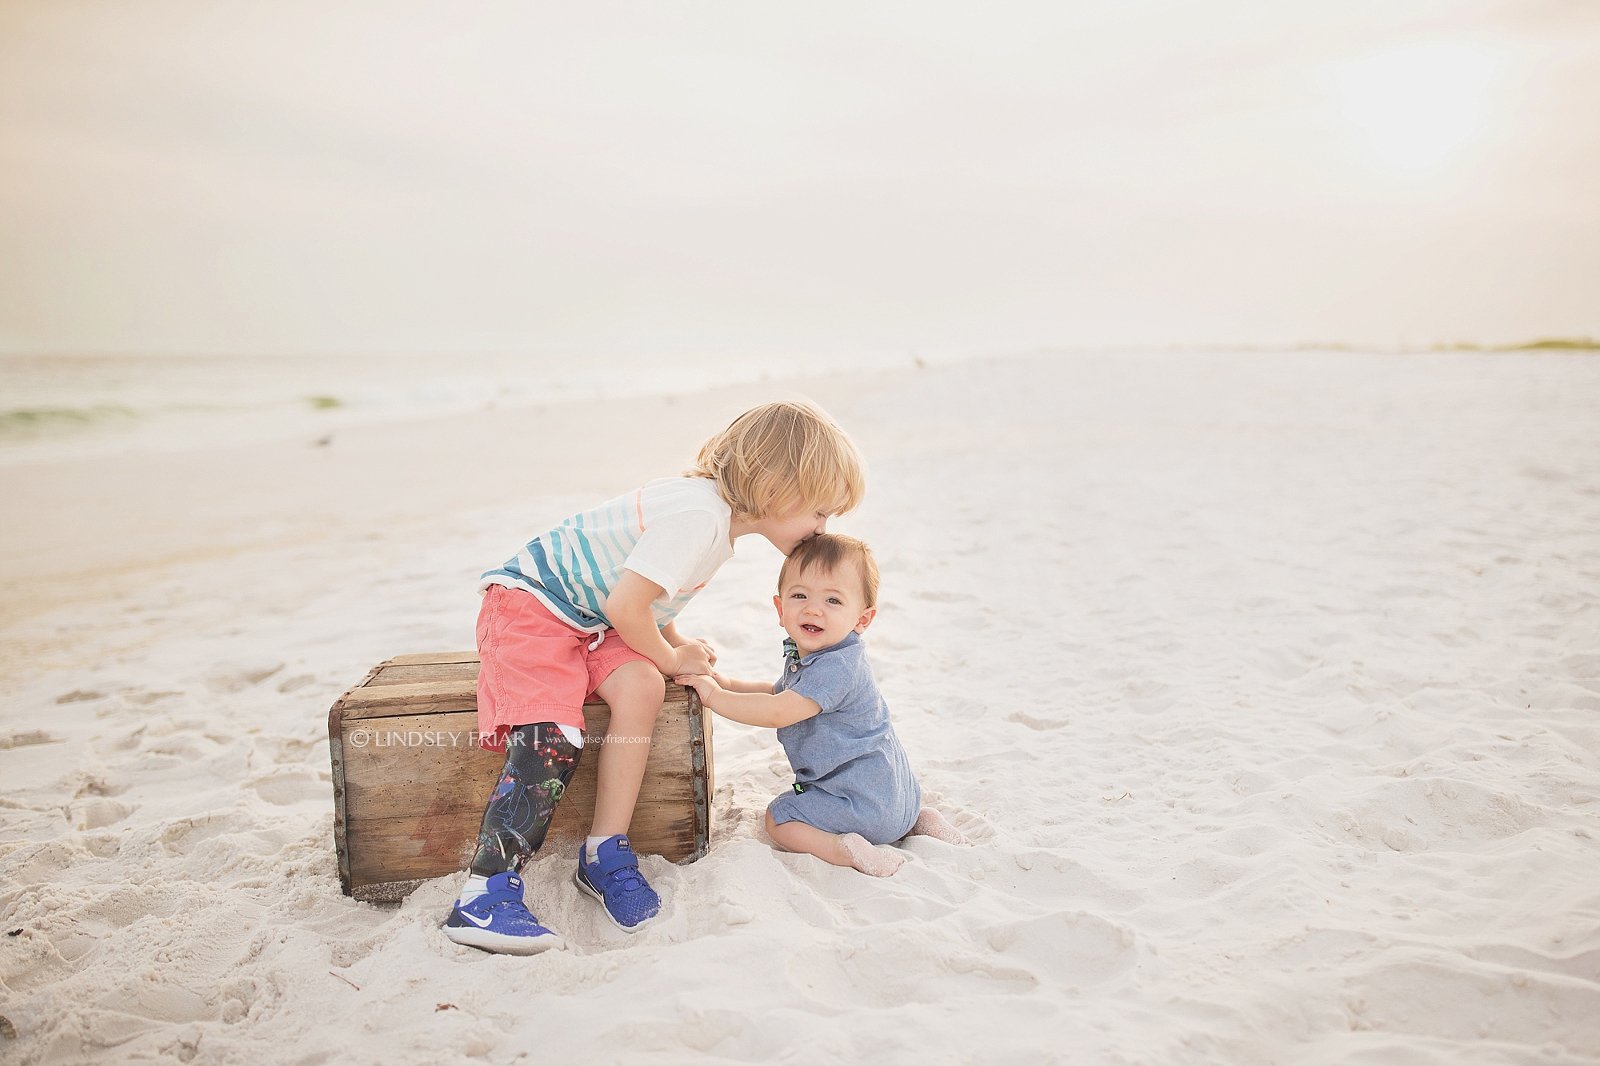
[687,400,865,520]
[778,534,880,609]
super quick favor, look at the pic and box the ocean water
[0,351,918,466]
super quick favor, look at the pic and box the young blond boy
[676,534,967,877]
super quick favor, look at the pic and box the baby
[676,534,967,876]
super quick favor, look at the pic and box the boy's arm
[674,673,819,728]
[606,570,712,675]
[658,620,718,668]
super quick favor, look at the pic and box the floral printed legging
[468,723,582,876]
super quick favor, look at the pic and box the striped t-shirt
[479,478,735,632]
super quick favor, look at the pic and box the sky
[1,0,1597,358]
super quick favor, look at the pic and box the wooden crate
[327,651,712,901]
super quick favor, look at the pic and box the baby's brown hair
[777,534,880,609]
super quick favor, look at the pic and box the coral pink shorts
[475,585,652,753]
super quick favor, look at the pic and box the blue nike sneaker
[442,872,564,955]
[575,835,660,932]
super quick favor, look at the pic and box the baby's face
[773,561,877,655]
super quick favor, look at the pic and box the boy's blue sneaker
[442,872,564,955]
[574,835,660,932]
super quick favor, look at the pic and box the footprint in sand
[787,928,1036,1010]
[252,735,316,765]
[1006,710,1068,730]
[206,664,284,694]
[249,771,324,806]
[69,798,136,831]
[983,909,1141,988]
[276,674,318,694]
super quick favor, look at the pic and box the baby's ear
[773,594,782,620]
[854,607,878,634]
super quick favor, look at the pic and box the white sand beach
[2,350,1598,1064]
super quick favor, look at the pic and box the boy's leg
[588,659,666,837]
[573,658,666,932]
[468,723,583,876]
[764,809,905,878]
[445,722,581,954]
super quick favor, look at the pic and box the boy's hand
[662,620,718,667]
[670,643,714,676]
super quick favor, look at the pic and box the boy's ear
[773,594,782,620]
[853,607,878,634]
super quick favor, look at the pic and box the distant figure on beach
[443,401,866,954]
[676,534,969,877]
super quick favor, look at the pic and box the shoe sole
[573,867,655,934]
[442,924,565,955]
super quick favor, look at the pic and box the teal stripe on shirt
[571,513,610,607]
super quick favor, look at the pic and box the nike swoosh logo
[459,911,493,928]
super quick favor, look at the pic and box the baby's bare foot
[907,807,972,845]
[839,832,906,877]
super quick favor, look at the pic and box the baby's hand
[671,643,714,676]
[673,673,719,703]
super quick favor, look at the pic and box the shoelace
[605,865,645,893]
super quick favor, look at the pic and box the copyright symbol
[350,730,368,747]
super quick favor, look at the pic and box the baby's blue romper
[766,631,921,845]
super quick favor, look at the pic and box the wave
[0,405,138,438]
[0,350,927,464]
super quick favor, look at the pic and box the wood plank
[341,674,695,720]
[385,650,479,666]
[339,710,501,824]
[339,679,477,718]
[329,703,352,893]
[364,661,480,687]
[701,702,715,794]
[347,805,697,885]
[340,710,698,821]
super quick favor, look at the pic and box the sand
[2,351,1598,1064]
